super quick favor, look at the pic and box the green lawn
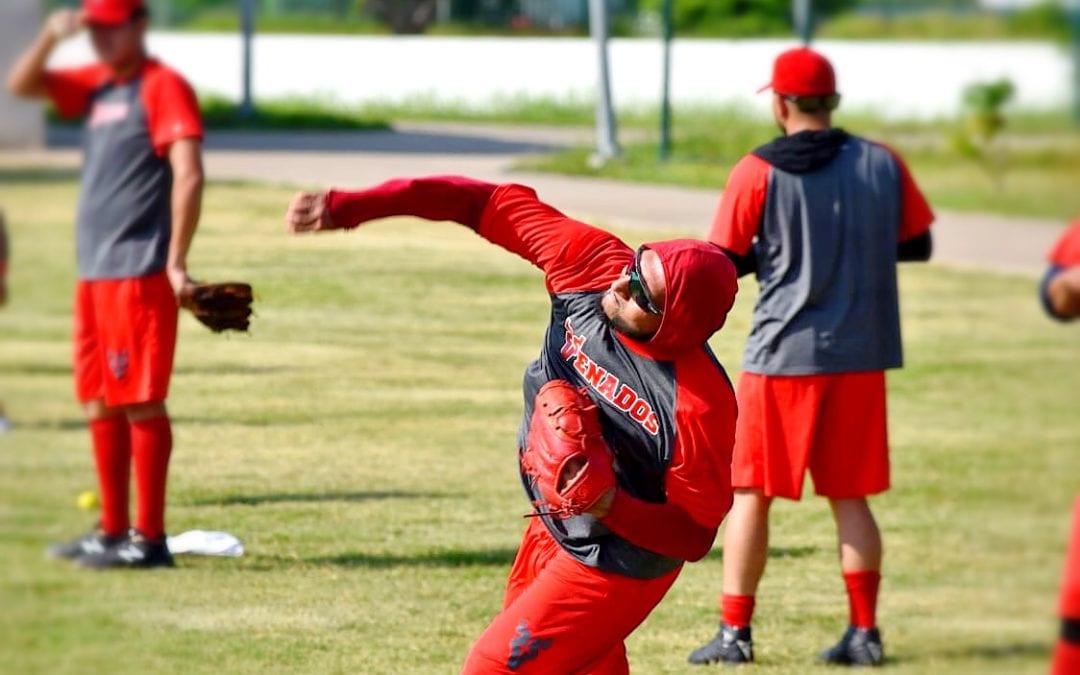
[0,176,1077,674]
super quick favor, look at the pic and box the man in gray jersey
[688,47,934,667]
[7,0,204,568]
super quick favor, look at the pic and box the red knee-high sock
[1059,498,1080,620]
[1053,640,1080,675]
[89,415,131,536]
[130,415,173,541]
[844,570,881,629]
[1052,498,1080,675]
[722,594,756,628]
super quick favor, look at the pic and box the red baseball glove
[521,380,616,518]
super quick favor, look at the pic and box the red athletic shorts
[73,273,178,407]
[462,518,681,674]
[731,371,890,500]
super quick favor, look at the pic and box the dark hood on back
[636,239,738,360]
[752,128,849,174]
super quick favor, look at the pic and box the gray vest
[75,75,172,280]
[744,137,903,375]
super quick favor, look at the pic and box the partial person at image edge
[1041,218,1080,322]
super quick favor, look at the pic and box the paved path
[1,121,1064,277]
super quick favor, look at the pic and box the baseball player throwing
[286,175,739,673]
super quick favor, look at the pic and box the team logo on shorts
[507,620,552,671]
[106,349,129,381]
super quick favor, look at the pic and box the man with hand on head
[688,47,934,667]
[7,0,204,568]
[286,175,739,673]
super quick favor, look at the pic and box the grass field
[1,175,1078,674]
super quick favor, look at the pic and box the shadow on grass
[187,489,452,507]
[173,364,293,376]
[169,414,320,428]
[703,545,818,562]
[0,362,73,377]
[925,641,1051,662]
[3,417,86,432]
[294,547,519,569]
[0,167,81,184]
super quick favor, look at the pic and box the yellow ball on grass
[76,490,99,511]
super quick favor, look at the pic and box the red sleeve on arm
[141,65,204,156]
[478,184,631,293]
[326,175,499,232]
[1049,221,1080,267]
[325,179,631,293]
[601,352,738,562]
[601,489,716,562]
[43,65,107,119]
[880,144,935,241]
[707,154,770,255]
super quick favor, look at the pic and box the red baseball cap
[83,0,145,25]
[758,47,837,97]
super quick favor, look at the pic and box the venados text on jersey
[560,318,660,436]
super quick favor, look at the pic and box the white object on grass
[166,530,244,557]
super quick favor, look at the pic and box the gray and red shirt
[710,130,934,375]
[45,59,203,280]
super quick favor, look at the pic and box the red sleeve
[664,355,737,530]
[1049,221,1080,267]
[601,489,716,562]
[43,64,108,119]
[707,154,770,256]
[141,64,204,156]
[600,352,737,562]
[326,175,499,232]
[879,144,935,241]
[477,184,631,294]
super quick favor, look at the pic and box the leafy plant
[952,78,1015,190]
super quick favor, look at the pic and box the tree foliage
[638,0,859,36]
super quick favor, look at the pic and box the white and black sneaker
[819,625,884,667]
[77,530,175,569]
[688,623,754,665]
[47,525,126,560]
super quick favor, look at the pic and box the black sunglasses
[628,247,663,315]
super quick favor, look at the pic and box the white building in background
[41,32,1072,120]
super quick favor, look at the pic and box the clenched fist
[285,191,336,233]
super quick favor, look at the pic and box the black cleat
[47,525,126,560]
[688,623,754,665]
[77,530,175,569]
[818,625,884,667]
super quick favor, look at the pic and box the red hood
[637,239,738,359]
